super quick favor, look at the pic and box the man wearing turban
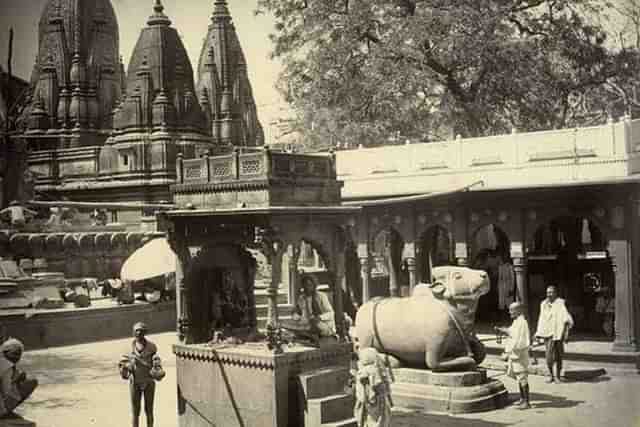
[0,338,38,417]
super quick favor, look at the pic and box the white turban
[2,338,24,353]
[358,347,379,366]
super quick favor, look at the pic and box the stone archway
[470,223,513,323]
[185,244,257,343]
[370,227,405,298]
[418,224,454,284]
[528,215,613,337]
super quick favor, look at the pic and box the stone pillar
[609,239,638,351]
[170,231,191,344]
[512,257,528,309]
[359,257,370,303]
[511,242,527,309]
[406,257,416,295]
[288,244,301,304]
[268,246,284,327]
[334,248,346,339]
[455,242,468,267]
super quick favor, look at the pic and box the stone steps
[254,288,288,306]
[255,304,292,330]
[298,365,355,427]
[481,352,638,377]
[307,393,355,425]
[391,378,508,414]
[322,417,357,427]
[482,343,640,376]
[254,303,293,319]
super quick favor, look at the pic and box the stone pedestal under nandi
[391,368,508,414]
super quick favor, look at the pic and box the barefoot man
[497,302,531,409]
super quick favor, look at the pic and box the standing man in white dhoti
[535,285,574,383]
[497,302,531,409]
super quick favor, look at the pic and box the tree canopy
[256,0,640,149]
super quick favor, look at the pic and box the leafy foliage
[256,0,639,149]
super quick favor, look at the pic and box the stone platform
[390,368,508,414]
[174,342,352,427]
[0,416,36,427]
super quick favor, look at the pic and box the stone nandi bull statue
[355,266,489,372]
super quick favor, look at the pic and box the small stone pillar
[334,249,346,338]
[287,245,301,305]
[406,257,417,295]
[455,242,468,267]
[359,257,370,303]
[268,248,284,327]
[511,242,528,310]
[170,230,191,343]
[512,257,527,308]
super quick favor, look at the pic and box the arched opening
[528,216,613,338]
[370,227,405,298]
[186,244,257,344]
[281,239,333,309]
[470,224,513,323]
[418,225,454,283]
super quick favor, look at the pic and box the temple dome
[20,0,122,139]
[114,0,207,134]
[196,0,264,148]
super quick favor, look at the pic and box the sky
[0,0,291,127]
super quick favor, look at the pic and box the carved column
[359,257,370,303]
[512,257,528,309]
[168,225,192,343]
[455,241,468,267]
[511,241,527,311]
[406,257,416,295]
[609,239,638,351]
[265,241,284,327]
[333,228,348,339]
[287,244,301,306]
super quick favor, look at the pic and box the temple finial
[148,0,171,25]
[154,0,164,14]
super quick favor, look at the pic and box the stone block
[0,416,36,427]
[322,418,357,427]
[393,368,487,387]
[391,378,508,414]
[298,366,351,400]
[307,393,354,426]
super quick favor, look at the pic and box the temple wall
[0,301,175,350]
[337,118,640,199]
[1,230,164,280]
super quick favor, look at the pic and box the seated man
[281,276,336,345]
[0,339,38,418]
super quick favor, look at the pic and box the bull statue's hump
[355,266,489,372]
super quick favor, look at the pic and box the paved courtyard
[12,332,640,427]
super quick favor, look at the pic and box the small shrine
[164,148,358,427]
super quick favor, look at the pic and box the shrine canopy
[121,237,177,281]
[164,148,360,343]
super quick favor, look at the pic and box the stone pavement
[11,332,640,427]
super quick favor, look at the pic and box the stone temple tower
[99,0,212,185]
[196,0,265,151]
[19,0,123,148]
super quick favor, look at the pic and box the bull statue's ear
[429,281,446,297]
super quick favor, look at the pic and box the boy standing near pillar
[497,302,531,409]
